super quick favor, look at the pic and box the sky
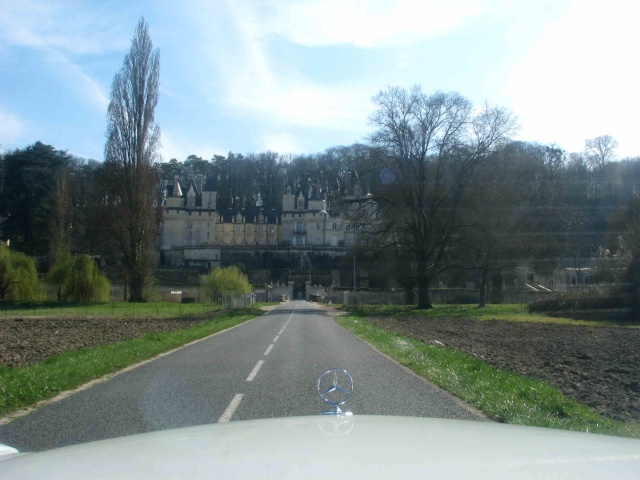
[1,0,639,162]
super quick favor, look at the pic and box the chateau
[160,173,369,276]
[159,173,582,301]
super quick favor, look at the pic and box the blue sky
[1,0,638,161]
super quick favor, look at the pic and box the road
[0,301,483,452]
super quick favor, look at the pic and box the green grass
[336,315,640,438]
[0,301,230,319]
[348,303,637,327]
[0,308,261,417]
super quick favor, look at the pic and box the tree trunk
[129,282,144,302]
[128,269,147,302]
[478,267,489,308]
[492,273,503,304]
[626,254,640,320]
[416,263,432,309]
[404,286,414,305]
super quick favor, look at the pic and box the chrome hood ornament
[317,368,354,416]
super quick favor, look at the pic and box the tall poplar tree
[105,17,160,302]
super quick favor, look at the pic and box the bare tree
[367,86,516,308]
[585,135,618,171]
[105,17,160,302]
[251,151,284,210]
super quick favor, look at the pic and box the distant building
[160,173,371,269]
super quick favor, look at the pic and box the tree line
[2,131,638,302]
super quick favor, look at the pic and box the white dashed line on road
[278,329,284,335]
[273,335,280,342]
[218,394,243,423]
[264,344,274,356]
[246,360,264,382]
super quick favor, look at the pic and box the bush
[202,266,251,302]
[47,254,111,302]
[66,255,111,302]
[0,244,45,301]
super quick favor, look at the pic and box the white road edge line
[246,360,265,381]
[273,335,280,342]
[264,344,274,356]
[218,394,244,423]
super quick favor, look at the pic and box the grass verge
[0,308,261,417]
[0,301,234,319]
[348,303,637,327]
[336,315,640,438]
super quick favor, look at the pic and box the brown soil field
[0,316,213,368]
[365,316,640,426]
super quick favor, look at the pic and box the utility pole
[353,230,357,302]
[266,224,270,302]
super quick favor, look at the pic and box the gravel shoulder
[364,315,640,426]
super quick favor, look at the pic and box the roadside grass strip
[0,308,261,417]
[351,304,637,327]
[0,301,241,319]
[336,315,640,438]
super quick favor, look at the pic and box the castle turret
[282,185,295,211]
[165,175,184,208]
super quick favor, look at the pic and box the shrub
[66,255,111,302]
[202,266,251,302]
[0,244,45,300]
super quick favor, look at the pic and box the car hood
[0,416,639,479]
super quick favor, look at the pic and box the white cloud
[0,0,124,112]
[260,133,299,153]
[0,0,129,55]
[0,109,26,145]
[259,0,486,48]
[45,48,111,112]
[505,0,640,156]
[195,1,374,133]
[227,80,371,132]
[160,130,226,163]
[180,0,499,144]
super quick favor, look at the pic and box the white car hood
[0,416,639,479]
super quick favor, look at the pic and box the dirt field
[0,316,213,368]
[365,316,640,426]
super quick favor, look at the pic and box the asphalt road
[0,301,483,452]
